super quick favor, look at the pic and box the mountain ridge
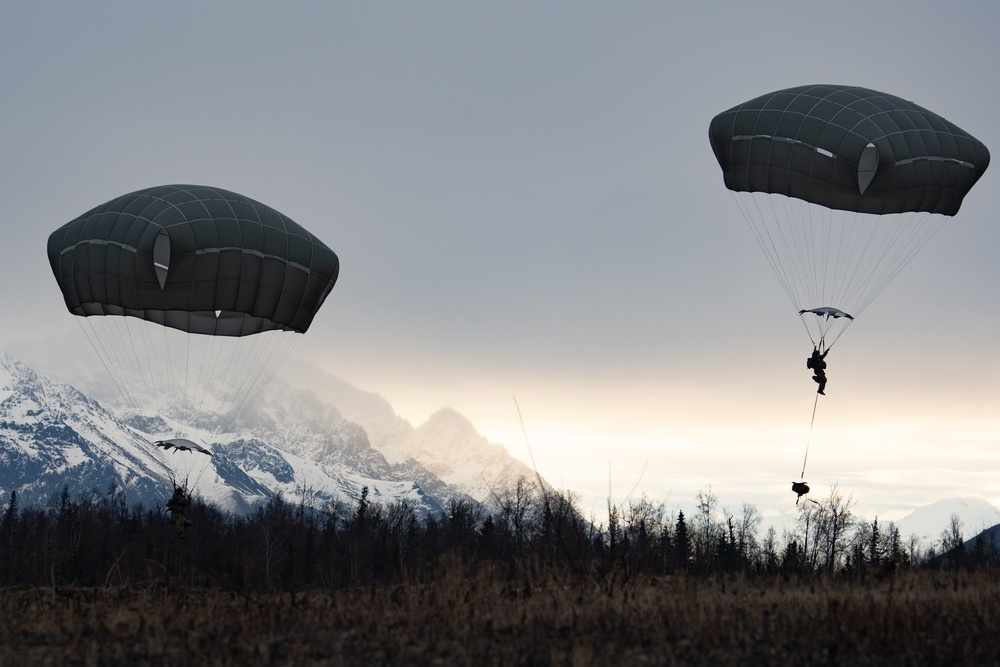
[0,341,544,517]
[276,359,545,505]
[0,353,446,515]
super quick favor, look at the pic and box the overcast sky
[3,1,999,525]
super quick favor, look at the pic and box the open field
[2,568,999,666]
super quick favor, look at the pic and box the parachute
[48,184,340,487]
[154,438,215,456]
[709,84,989,347]
[155,438,215,492]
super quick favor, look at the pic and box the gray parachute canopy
[799,307,854,321]
[709,84,990,216]
[154,438,214,456]
[47,185,339,336]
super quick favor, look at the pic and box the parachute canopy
[709,84,990,216]
[709,85,989,345]
[799,307,853,321]
[155,438,214,457]
[47,185,341,445]
[47,184,340,337]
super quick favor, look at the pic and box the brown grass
[2,567,999,666]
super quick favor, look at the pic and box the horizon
[3,337,998,545]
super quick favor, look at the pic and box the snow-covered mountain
[0,354,170,507]
[279,359,413,451]
[894,497,1000,546]
[9,334,550,512]
[278,359,545,505]
[239,376,461,508]
[0,353,446,516]
[387,408,544,505]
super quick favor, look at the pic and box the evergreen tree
[674,511,691,572]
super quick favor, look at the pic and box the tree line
[0,479,995,591]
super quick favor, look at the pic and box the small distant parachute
[154,438,216,492]
[47,185,340,474]
[155,438,215,457]
[798,307,853,321]
[710,84,989,346]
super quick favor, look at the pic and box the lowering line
[800,391,820,480]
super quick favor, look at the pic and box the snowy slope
[894,497,1000,545]
[279,359,413,450]
[278,361,549,506]
[0,354,171,506]
[387,408,543,505]
[7,335,544,513]
[0,353,446,516]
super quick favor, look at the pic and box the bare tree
[907,531,923,565]
[940,512,965,553]
[491,475,537,551]
[693,485,721,568]
[795,499,822,569]
[940,512,966,569]
[813,484,856,572]
[735,501,762,571]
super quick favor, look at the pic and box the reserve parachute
[709,84,989,348]
[48,184,340,488]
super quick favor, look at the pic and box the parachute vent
[858,142,879,195]
[153,229,170,290]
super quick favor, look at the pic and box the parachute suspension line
[191,333,208,418]
[200,331,228,420]
[802,167,823,309]
[207,332,250,434]
[124,316,160,417]
[108,317,142,411]
[784,196,820,310]
[746,194,945,347]
[94,317,137,412]
[800,391,820,481]
[183,328,191,414]
[852,212,914,310]
[845,207,886,310]
[828,207,859,313]
[210,331,261,434]
[159,322,175,415]
[811,192,864,325]
[74,317,137,414]
[769,193,816,311]
[799,315,817,348]
[731,192,799,311]
[830,209,942,321]
[76,319,124,410]
[184,327,191,420]
[234,332,299,432]
[219,332,301,437]
[194,331,218,420]
[135,316,164,418]
[801,196,824,310]
[836,209,901,316]
[855,211,943,316]
[108,316,154,415]
[825,322,850,350]
[187,434,216,492]
[111,320,147,413]
[210,329,273,435]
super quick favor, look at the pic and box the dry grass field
[1,566,998,666]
